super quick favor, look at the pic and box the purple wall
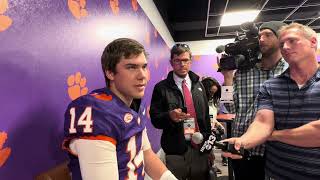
[191,55,224,84]
[0,0,172,179]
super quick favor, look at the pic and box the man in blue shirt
[222,21,288,180]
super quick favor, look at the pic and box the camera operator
[221,21,288,180]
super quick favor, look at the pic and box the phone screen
[181,107,187,113]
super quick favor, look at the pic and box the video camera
[216,22,262,71]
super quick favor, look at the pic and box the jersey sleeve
[142,128,151,151]
[63,96,122,152]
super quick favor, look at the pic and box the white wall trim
[177,39,234,55]
[138,0,175,48]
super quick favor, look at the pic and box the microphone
[191,132,203,144]
[215,45,225,53]
[193,131,246,156]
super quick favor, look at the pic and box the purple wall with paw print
[0,0,173,179]
[0,0,232,179]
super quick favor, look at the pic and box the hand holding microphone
[220,137,247,159]
[191,131,247,157]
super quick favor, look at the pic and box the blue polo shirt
[257,68,320,179]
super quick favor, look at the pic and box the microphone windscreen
[216,45,225,53]
[191,132,203,144]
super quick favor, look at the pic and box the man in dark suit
[150,43,212,180]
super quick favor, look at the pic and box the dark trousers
[165,146,210,180]
[231,155,265,180]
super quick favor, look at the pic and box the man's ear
[105,70,114,81]
[310,36,318,50]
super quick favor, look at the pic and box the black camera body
[218,22,262,71]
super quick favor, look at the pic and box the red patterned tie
[182,79,199,131]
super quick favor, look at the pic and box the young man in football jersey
[63,38,177,180]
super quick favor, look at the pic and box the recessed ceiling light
[220,10,260,26]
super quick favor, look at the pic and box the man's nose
[282,42,289,49]
[137,68,147,79]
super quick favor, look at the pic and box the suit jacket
[150,71,211,155]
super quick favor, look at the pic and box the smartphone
[181,107,187,113]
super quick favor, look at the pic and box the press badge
[184,118,195,140]
[220,86,234,103]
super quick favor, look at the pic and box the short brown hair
[101,38,147,86]
[170,43,192,60]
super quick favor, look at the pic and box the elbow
[150,114,162,129]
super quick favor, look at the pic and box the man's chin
[176,72,188,78]
[133,93,144,99]
[260,48,268,54]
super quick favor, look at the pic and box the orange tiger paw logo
[131,0,138,12]
[67,72,88,100]
[154,28,158,38]
[0,0,13,32]
[0,131,11,167]
[145,31,150,46]
[109,0,119,15]
[193,55,201,61]
[67,0,88,20]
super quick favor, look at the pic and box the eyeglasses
[172,58,191,65]
[172,43,190,50]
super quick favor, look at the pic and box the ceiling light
[220,10,260,26]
